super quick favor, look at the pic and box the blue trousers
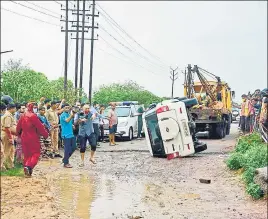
[63,137,76,165]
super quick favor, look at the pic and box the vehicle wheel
[127,127,133,141]
[213,123,224,139]
[226,114,231,135]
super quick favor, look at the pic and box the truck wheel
[213,123,224,139]
[226,114,231,135]
[127,127,133,141]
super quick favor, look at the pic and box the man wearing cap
[1,103,17,169]
[45,101,62,158]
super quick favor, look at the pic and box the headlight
[232,111,239,116]
[118,122,128,127]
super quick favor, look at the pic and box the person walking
[1,103,17,170]
[45,101,62,158]
[16,102,49,177]
[107,103,118,146]
[60,103,77,168]
[74,104,97,166]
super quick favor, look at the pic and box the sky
[1,1,267,102]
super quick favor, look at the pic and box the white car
[103,103,144,140]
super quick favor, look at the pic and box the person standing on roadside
[99,105,106,143]
[91,102,100,146]
[0,103,7,171]
[74,104,97,166]
[38,106,54,159]
[1,103,17,170]
[45,101,62,158]
[60,104,77,168]
[240,94,252,134]
[107,103,118,146]
[14,103,26,122]
[16,102,49,177]
[137,105,144,140]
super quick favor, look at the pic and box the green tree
[93,80,162,106]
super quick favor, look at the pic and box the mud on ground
[1,125,267,219]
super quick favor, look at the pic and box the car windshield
[103,107,130,117]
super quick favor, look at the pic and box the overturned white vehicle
[143,97,207,159]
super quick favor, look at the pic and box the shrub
[246,183,263,200]
[226,152,245,170]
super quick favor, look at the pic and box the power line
[99,24,167,72]
[96,3,169,67]
[2,7,60,27]
[25,1,62,16]
[9,0,59,19]
[99,35,162,77]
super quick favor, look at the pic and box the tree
[93,80,163,106]
[3,58,29,72]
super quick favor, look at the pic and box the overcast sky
[1,1,267,102]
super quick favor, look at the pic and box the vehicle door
[130,106,138,135]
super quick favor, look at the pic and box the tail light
[187,144,190,150]
[167,152,179,160]
[156,105,169,114]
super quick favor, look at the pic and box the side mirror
[232,91,235,99]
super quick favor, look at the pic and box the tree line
[1,59,164,106]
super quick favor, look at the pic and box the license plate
[182,121,189,136]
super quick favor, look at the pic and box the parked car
[102,101,144,141]
[232,107,240,121]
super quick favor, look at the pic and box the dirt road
[1,123,267,219]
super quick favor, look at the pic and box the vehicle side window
[131,106,136,116]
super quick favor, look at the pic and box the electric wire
[25,1,62,16]
[9,0,60,19]
[1,7,61,27]
[98,24,167,72]
[99,35,163,77]
[96,2,170,67]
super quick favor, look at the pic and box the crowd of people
[0,96,119,177]
[238,88,268,137]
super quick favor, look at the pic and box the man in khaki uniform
[45,101,62,158]
[0,103,7,171]
[1,103,17,169]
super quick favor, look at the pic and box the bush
[246,183,263,200]
[226,133,268,199]
[226,152,245,170]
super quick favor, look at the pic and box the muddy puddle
[47,170,149,219]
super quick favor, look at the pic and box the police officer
[1,103,17,169]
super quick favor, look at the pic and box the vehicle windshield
[103,107,130,117]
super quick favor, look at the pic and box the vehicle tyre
[226,114,231,135]
[127,127,133,141]
[213,123,224,139]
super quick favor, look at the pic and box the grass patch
[226,132,268,199]
[0,163,24,177]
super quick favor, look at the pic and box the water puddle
[52,172,148,219]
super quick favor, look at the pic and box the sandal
[64,164,73,168]
[89,159,97,164]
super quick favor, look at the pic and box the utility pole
[170,67,178,98]
[63,0,69,98]
[74,0,80,94]
[88,0,96,105]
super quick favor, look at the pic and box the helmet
[1,95,13,105]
